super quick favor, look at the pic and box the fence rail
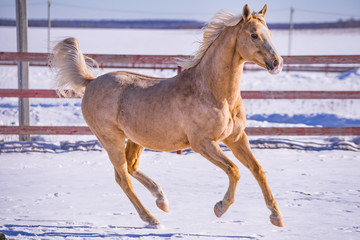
[0,89,359,136]
[1,89,360,99]
[1,126,359,136]
[1,52,360,72]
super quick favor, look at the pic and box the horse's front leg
[223,132,285,227]
[191,139,240,217]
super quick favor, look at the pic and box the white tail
[51,37,98,97]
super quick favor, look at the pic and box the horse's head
[236,4,283,74]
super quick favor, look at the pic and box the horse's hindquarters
[82,71,190,152]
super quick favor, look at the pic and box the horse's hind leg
[223,132,284,227]
[125,140,169,212]
[96,131,160,226]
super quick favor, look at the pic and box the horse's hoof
[214,201,224,218]
[270,215,285,227]
[146,223,164,229]
[146,217,161,227]
[156,198,169,213]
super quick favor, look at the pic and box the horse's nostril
[273,59,279,68]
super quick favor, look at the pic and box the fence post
[16,0,30,141]
[288,6,294,56]
[47,0,51,53]
[176,66,183,155]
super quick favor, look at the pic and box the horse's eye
[251,33,258,39]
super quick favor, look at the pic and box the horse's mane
[179,10,243,70]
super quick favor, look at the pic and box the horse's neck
[197,26,244,106]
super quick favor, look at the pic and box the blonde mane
[180,10,243,69]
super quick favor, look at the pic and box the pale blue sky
[0,0,359,23]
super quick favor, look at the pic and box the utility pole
[48,0,51,53]
[288,6,294,56]
[16,0,30,141]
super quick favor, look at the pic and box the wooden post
[176,66,183,154]
[288,6,294,56]
[16,0,30,141]
[47,0,51,53]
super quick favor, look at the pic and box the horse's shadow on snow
[2,223,260,239]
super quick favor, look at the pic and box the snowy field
[1,26,360,239]
[1,149,360,239]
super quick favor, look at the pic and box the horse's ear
[242,4,251,21]
[259,4,267,17]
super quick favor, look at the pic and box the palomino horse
[52,4,284,227]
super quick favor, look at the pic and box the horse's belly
[119,117,189,151]
[138,138,190,152]
[126,130,190,152]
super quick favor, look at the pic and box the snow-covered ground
[1,27,360,55]
[0,26,360,239]
[1,149,360,239]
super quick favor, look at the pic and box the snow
[1,27,360,55]
[1,149,360,239]
[1,26,360,239]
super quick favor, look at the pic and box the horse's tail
[51,37,98,97]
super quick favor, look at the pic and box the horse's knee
[229,166,240,182]
[253,164,265,177]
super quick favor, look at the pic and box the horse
[52,4,284,228]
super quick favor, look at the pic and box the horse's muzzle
[266,56,283,75]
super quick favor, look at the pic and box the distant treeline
[1,19,360,29]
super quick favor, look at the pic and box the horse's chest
[218,104,246,141]
[219,118,235,140]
